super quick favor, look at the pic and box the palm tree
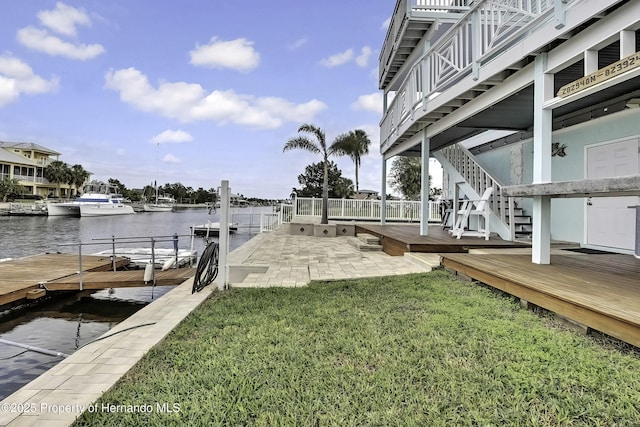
[68,164,91,196]
[44,160,71,198]
[284,124,333,224]
[331,129,371,194]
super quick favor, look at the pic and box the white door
[586,138,639,250]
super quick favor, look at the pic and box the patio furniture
[449,187,493,240]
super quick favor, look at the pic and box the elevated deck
[355,223,528,256]
[440,251,640,348]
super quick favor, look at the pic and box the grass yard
[74,271,640,426]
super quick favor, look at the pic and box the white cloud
[0,55,59,107]
[356,46,373,67]
[320,49,354,68]
[104,67,327,129]
[16,3,104,60]
[288,38,308,50]
[351,92,383,115]
[17,27,104,60]
[163,154,181,163]
[381,18,391,30]
[189,37,260,72]
[151,129,193,144]
[321,46,372,68]
[37,2,91,37]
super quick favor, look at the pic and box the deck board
[355,223,528,255]
[441,252,640,347]
[46,268,196,290]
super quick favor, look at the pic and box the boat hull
[80,204,135,217]
[143,204,175,212]
[191,222,238,236]
[46,203,81,217]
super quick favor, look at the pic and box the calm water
[0,206,271,400]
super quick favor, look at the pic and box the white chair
[449,187,493,240]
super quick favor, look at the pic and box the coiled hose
[192,241,219,293]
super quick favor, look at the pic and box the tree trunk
[321,157,329,224]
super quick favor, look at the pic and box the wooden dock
[441,252,640,348]
[355,223,529,255]
[0,253,195,308]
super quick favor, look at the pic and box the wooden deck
[355,223,529,255]
[46,268,196,290]
[441,252,640,348]
[0,253,194,308]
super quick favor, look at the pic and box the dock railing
[259,198,442,231]
[59,233,196,290]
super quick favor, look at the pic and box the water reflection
[0,207,269,399]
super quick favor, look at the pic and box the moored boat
[191,222,238,236]
[143,195,176,212]
[47,181,135,217]
[91,247,197,269]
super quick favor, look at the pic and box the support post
[532,196,551,264]
[620,30,636,58]
[218,180,230,291]
[381,157,387,225]
[78,244,83,291]
[532,53,553,264]
[111,235,116,271]
[420,131,430,236]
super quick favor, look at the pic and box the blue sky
[0,1,401,199]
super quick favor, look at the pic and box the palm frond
[283,137,321,154]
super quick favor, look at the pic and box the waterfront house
[379,0,640,263]
[0,141,72,198]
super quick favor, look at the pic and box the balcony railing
[380,0,471,88]
[14,174,45,184]
[381,0,556,152]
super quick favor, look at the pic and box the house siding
[474,109,640,244]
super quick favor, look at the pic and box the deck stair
[348,233,383,252]
[435,143,532,240]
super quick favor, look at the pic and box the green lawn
[74,271,640,426]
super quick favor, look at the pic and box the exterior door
[586,138,639,250]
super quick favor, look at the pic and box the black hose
[192,242,219,293]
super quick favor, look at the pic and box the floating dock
[0,253,195,308]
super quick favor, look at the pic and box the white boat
[143,143,175,213]
[143,195,176,212]
[191,222,238,236]
[47,181,135,217]
[92,247,197,269]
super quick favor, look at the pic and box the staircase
[347,233,383,251]
[434,144,532,240]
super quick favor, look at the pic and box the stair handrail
[440,144,515,238]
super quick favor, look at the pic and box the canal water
[0,206,272,400]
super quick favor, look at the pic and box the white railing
[381,0,556,152]
[258,199,443,232]
[260,213,280,232]
[380,0,471,85]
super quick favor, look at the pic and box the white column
[420,131,430,236]
[584,50,598,74]
[620,30,636,58]
[217,180,230,291]
[532,53,553,264]
[380,157,387,225]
